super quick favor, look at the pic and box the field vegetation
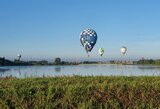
[0,76,160,109]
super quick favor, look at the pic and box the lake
[0,64,160,78]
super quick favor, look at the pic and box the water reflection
[0,65,160,78]
[54,66,61,72]
[137,66,160,76]
[0,68,10,73]
[16,68,22,77]
[138,66,160,70]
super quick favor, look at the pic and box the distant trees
[0,57,5,66]
[82,61,98,64]
[0,57,79,66]
[155,60,160,65]
[0,57,14,66]
[14,59,20,63]
[137,59,154,65]
[54,57,61,65]
[28,60,49,65]
[137,59,160,65]
[53,58,78,65]
[39,60,48,65]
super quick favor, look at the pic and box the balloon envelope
[80,29,97,53]
[99,48,104,56]
[120,46,127,54]
[17,54,21,58]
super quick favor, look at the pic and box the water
[0,64,160,78]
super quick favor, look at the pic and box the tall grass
[0,76,160,109]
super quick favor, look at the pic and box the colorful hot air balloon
[80,29,97,55]
[99,48,104,56]
[120,46,127,55]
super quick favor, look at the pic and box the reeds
[0,76,160,109]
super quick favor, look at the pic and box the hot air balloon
[80,29,97,56]
[17,54,21,61]
[99,48,104,56]
[120,46,127,55]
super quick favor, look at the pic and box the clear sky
[0,0,160,61]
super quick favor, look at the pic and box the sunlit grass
[0,76,160,108]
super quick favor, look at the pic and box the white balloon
[120,46,127,54]
[17,54,21,58]
[17,54,22,61]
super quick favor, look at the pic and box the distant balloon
[80,29,97,55]
[17,54,21,61]
[99,48,104,56]
[17,54,21,58]
[120,46,127,54]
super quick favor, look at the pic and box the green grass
[0,76,160,109]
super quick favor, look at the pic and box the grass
[0,76,160,109]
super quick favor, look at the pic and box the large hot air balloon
[17,54,21,61]
[99,48,104,56]
[120,46,127,55]
[80,29,97,56]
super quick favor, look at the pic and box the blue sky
[0,0,160,61]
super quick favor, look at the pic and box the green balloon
[99,48,104,56]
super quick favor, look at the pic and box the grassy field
[0,76,160,109]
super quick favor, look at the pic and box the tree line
[137,59,160,65]
[1,57,160,66]
[0,57,78,66]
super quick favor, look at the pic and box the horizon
[1,56,158,63]
[1,0,160,61]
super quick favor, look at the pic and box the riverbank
[0,76,160,108]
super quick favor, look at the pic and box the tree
[39,60,48,65]
[54,57,61,65]
[155,60,160,65]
